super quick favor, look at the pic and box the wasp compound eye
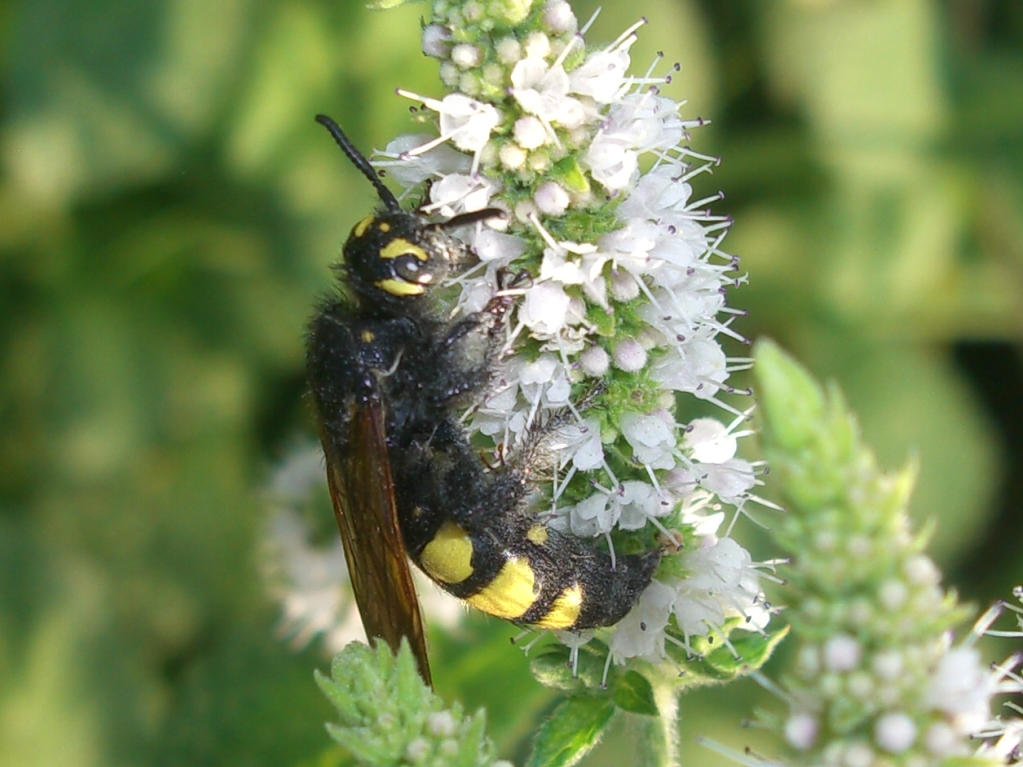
[371,237,434,297]
[394,253,433,285]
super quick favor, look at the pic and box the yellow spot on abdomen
[526,524,548,545]
[465,557,537,620]
[352,215,374,238]
[378,222,391,232]
[419,522,473,584]
[360,330,375,343]
[534,584,583,628]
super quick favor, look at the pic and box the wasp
[306,114,659,683]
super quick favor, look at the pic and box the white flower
[699,458,756,504]
[434,94,500,151]
[425,172,496,217]
[619,163,695,220]
[382,8,759,668]
[513,115,548,149]
[421,24,451,58]
[376,134,471,187]
[583,132,637,191]
[266,507,361,652]
[538,245,585,285]
[523,31,551,59]
[611,92,687,153]
[597,219,658,276]
[567,480,666,538]
[498,141,527,169]
[608,268,639,301]
[568,39,633,103]
[551,416,604,471]
[582,93,687,192]
[661,469,729,539]
[784,713,819,750]
[451,43,482,69]
[396,90,501,166]
[578,344,609,376]
[822,634,862,672]
[568,491,614,537]
[671,537,765,637]
[534,180,570,215]
[875,712,917,753]
[925,647,993,734]
[650,332,729,399]
[472,383,527,443]
[621,409,676,470]
[495,35,522,64]
[683,418,737,464]
[612,338,647,372]
[471,227,526,264]
[509,49,589,136]
[520,281,571,337]
[609,580,675,662]
[263,446,467,654]
[542,0,576,35]
[520,353,572,406]
[616,480,667,529]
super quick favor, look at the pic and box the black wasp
[306,114,659,683]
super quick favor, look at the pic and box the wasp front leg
[428,289,515,405]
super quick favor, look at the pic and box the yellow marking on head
[378,222,391,232]
[375,278,425,296]
[526,524,548,545]
[379,238,428,262]
[465,557,537,620]
[352,215,374,238]
[360,329,375,343]
[534,584,583,629]
[419,522,473,584]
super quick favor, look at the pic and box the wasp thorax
[344,213,452,300]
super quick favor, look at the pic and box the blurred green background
[2,0,1021,765]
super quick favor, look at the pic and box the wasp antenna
[435,208,506,230]
[315,114,400,212]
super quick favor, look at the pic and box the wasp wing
[320,403,431,685]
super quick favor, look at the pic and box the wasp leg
[499,379,609,477]
[440,286,514,349]
[426,294,513,405]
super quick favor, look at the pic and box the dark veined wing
[320,403,431,685]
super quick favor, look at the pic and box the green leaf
[585,304,616,337]
[610,670,657,716]
[529,640,616,695]
[938,757,1008,767]
[751,338,827,453]
[526,696,616,767]
[530,645,586,693]
[317,640,509,767]
[553,155,591,197]
[701,625,791,680]
[666,622,791,686]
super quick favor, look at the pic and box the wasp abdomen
[409,510,659,630]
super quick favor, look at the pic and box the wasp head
[316,113,504,310]
[343,212,455,301]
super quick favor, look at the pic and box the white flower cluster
[972,591,1023,763]
[378,0,769,664]
[263,443,464,654]
[262,443,363,653]
[767,558,1021,765]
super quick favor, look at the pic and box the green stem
[643,676,680,767]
